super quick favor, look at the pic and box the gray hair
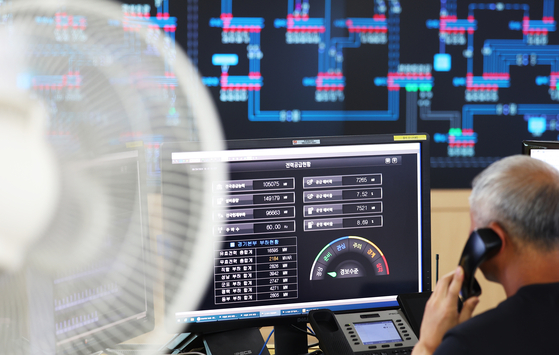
[469,155,559,249]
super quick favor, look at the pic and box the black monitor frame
[522,140,559,154]
[522,140,559,172]
[161,133,431,350]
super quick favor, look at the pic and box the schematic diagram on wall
[4,0,559,188]
[192,0,559,183]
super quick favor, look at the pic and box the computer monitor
[523,140,559,171]
[161,134,431,354]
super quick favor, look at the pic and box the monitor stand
[200,322,308,355]
[203,327,270,355]
[273,322,308,355]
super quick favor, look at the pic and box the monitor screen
[161,134,431,342]
[523,140,559,171]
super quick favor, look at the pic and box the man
[412,155,559,355]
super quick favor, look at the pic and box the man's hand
[411,267,479,355]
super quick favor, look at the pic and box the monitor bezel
[522,140,559,155]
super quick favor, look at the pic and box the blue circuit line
[325,0,331,68]
[447,0,458,17]
[545,0,554,17]
[465,4,533,73]
[222,0,232,14]
[467,32,474,73]
[318,0,332,74]
[301,91,399,121]
[249,31,261,73]
[462,104,497,129]
[516,20,557,31]
[388,6,400,72]
[228,0,401,122]
[437,0,559,141]
[209,17,265,27]
[224,76,263,85]
[342,18,387,27]
[302,76,345,87]
[484,40,559,72]
[248,91,278,120]
[462,104,559,131]
[248,90,399,122]
[442,19,477,31]
[440,0,447,54]
[517,104,559,114]
[468,3,529,17]
[331,32,360,48]
[330,33,360,71]
[290,18,325,27]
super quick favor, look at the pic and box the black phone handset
[458,228,502,301]
[308,309,354,355]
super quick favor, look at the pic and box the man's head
[469,155,559,250]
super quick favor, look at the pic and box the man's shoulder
[452,282,559,334]
[457,282,559,328]
[432,307,503,355]
[435,283,559,354]
[449,300,511,336]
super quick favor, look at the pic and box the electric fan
[0,0,226,354]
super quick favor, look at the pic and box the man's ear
[486,221,508,254]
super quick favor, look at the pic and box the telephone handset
[458,228,502,301]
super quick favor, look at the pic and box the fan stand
[273,323,309,355]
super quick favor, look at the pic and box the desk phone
[309,307,419,355]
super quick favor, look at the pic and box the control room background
[125,0,551,342]
[163,0,558,188]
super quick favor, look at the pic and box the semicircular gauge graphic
[309,236,389,280]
